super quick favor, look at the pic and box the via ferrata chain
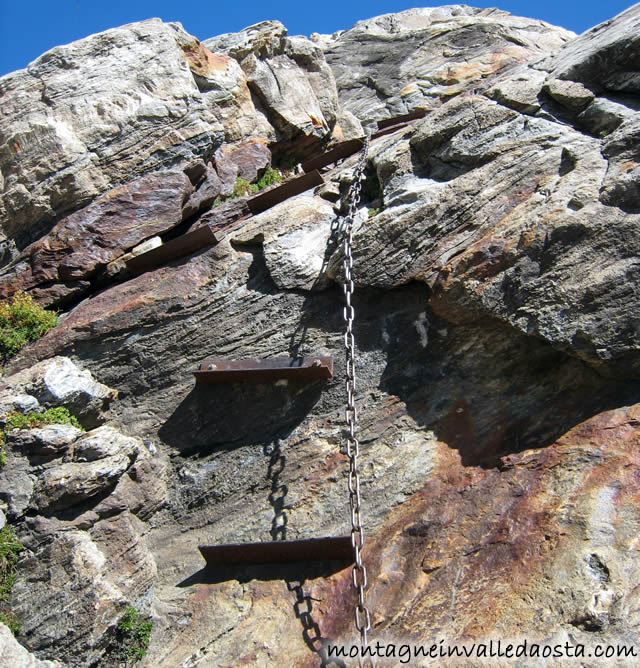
[341,132,374,667]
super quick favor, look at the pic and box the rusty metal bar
[126,225,217,274]
[247,170,324,214]
[194,356,333,383]
[376,109,427,130]
[371,122,412,140]
[199,536,353,566]
[301,138,365,173]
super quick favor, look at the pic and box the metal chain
[341,132,374,667]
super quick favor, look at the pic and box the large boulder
[0,18,264,255]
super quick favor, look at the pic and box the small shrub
[0,526,23,604]
[368,207,381,218]
[0,292,57,366]
[255,166,282,190]
[3,407,83,433]
[232,177,259,198]
[0,609,21,634]
[117,606,153,664]
[0,451,6,468]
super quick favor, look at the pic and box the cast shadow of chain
[265,438,345,667]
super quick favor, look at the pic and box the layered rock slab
[320,4,575,123]
[0,18,263,254]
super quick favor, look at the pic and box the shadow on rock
[378,310,640,468]
[177,559,351,586]
[159,379,326,455]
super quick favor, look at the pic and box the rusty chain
[341,132,374,667]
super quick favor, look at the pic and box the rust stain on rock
[180,39,233,78]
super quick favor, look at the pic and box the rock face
[0,359,164,665]
[320,5,575,123]
[0,4,639,668]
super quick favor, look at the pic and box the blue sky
[0,1,636,76]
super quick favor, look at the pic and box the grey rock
[486,65,547,115]
[543,77,595,111]
[0,509,5,530]
[2,357,117,428]
[0,623,62,667]
[0,451,35,518]
[12,515,155,666]
[599,115,640,213]
[72,425,141,462]
[5,424,82,457]
[205,22,339,145]
[0,19,230,251]
[321,5,574,123]
[34,454,130,512]
[535,3,640,94]
[231,193,337,291]
[0,392,40,417]
[577,94,640,135]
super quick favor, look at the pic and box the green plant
[599,129,610,138]
[0,451,6,468]
[213,167,284,207]
[368,207,381,218]
[232,177,259,198]
[254,166,282,190]
[3,406,83,433]
[117,606,153,664]
[0,526,23,628]
[0,609,21,634]
[0,292,57,366]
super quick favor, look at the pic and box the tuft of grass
[368,207,382,218]
[254,166,282,190]
[117,606,153,664]
[0,525,23,634]
[0,610,21,635]
[232,177,259,198]
[213,167,283,207]
[0,292,57,366]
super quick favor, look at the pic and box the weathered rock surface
[320,5,575,123]
[0,19,229,252]
[0,169,194,307]
[0,361,165,665]
[0,3,639,668]
[204,21,347,148]
[1,356,116,428]
[0,623,62,667]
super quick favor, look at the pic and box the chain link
[341,133,374,668]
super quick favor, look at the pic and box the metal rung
[371,122,412,140]
[376,108,427,130]
[194,356,333,383]
[301,138,365,173]
[199,536,353,566]
[126,225,217,274]
[247,170,324,214]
